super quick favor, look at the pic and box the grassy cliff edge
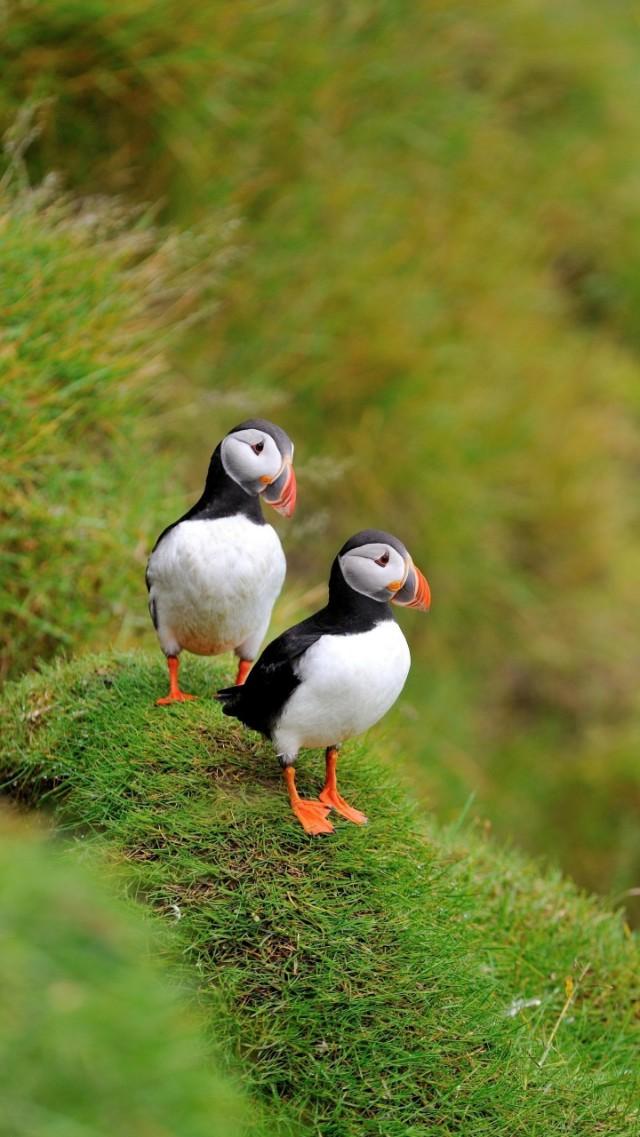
[1,651,638,1136]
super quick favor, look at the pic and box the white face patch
[221,429,283,494]
[338,543,407,603]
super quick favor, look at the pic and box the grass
[2,0,640,906]
[1,651,638,1136]
[0,168,236,682]
[0,816,257,1137]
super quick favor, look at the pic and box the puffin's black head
[217,419,296,517]
[332,529,431,610]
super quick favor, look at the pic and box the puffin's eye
[375,551,390,567]
[252,440,265,455]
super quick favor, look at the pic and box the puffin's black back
[217,539,395,739]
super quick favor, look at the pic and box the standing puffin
[146,419,296,705]
[217,530,430,833]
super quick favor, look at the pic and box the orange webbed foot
[319,787,368,825]
[291,798,334,835]
[319,747,368,825]
[155,691,197,706]
[283,766,333,834]
[156,656,196,705]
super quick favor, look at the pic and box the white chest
[147,515,286,655]
[273,620,411,755]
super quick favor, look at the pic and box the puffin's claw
[319,787,368,826]
[291,798,334,835]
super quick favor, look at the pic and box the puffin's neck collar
[192,447,264,524]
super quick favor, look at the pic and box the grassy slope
[1,652,638,1136]
[0,819,256,1137]
[3,0,640,902]
[0,182,161,679]
[0,178,234,681]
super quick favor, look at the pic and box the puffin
[217,530,430,833]
[146,419,296,704]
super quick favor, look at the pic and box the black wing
[145,563,159,629]
[217,589,390,740]
[216,616,326,739]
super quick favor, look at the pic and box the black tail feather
[215,684,243,716]
[215,680,270,736]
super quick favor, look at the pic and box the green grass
[2,0,640,906]
[0,174,235,682]
[1,651,638,1136]
[0,188,155,680]
[0,0,217,206]
[0,817,256,1137]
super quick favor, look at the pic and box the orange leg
[235,658,252,686]
[284,767,333,835]
[156,656,197,706]
[319,747,368,825]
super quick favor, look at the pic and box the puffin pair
[147,420,430,834]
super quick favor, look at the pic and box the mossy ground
[2,652,638,1136]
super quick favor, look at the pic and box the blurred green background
[2,0,640,918]
[0,817,255,1137]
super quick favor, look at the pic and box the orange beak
[390,561,431,611]
[263,461,297,518]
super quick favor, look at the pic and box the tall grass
[0,144,238,680]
